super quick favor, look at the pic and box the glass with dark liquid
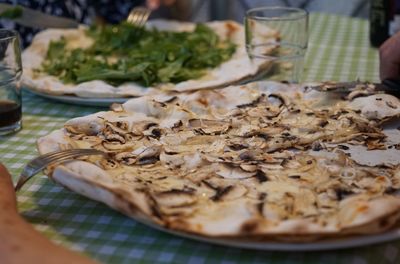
[0,30,22,135]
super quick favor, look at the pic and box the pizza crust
[22,20,277,98]
[51,162,163,225]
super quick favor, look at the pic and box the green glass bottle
[370,0,394,47]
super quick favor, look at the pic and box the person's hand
[146,0,177,10]
[379,31,400,80]
[0,163,97,264]
[0,163,19,217]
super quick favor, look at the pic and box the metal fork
[126,7,151,27]
[14,149,107,192]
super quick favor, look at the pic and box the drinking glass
[0,29,22,135]
[245,7,308,83]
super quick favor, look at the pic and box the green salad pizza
[22,20,278,98]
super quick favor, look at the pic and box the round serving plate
[141,219,400,251]
[24,88,130,107]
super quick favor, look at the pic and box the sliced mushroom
[160,151,204,170]
[131,121,159,136]
[134,145,161,158]
[114,152,137,165]
[246,107,271,118]
[347,89,374,101]
[227,142,249,151]
[159,151,185,168]
[188,118,231,135]
[104,133,126,144]
[267,93,287,108]
[215,163,256,179]
[239,163,258,172]
[212,184,248,201]
[263,137,295,153]
[230,124,261,137]
[160,131,195,146]
[110,103,124,112]
[237,94,265,108]
[153,94,177,104]
[236,151,259,164]
[202,152,231,164]
[154,190,197,207]
[105,121,129,135]
[99,158,120,170]
[146,100,169,118]
[101,141,136,151]
[137,156,159,165]
[124,133,143,142]
[143,127,164,139]
[244,136,267,149]
[64,121,103,136]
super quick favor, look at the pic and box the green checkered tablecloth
[0,13,396,264]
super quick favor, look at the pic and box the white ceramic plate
[24,88,130,107]
[140,218,400,251]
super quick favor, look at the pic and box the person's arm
[0,163,97,264]
[379,31,400,80]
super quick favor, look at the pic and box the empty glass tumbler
[245,7,308,83]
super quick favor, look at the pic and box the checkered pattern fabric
[1,13,397,264]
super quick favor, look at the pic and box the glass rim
[245,6,308,21]
[0,29,19,41]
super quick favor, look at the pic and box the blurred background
[0,0,380,47]
[158,0,369,21]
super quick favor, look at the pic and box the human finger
[146,0,161,10]
[379,31,400,80]
[0,163,18,215]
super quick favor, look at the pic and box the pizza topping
[188,118,231,135]
[114,152,137,165]
[239,164,258,172]
[347,89,374,101]
[254,170,268,183]
[41,22,237,87]
[99,159,119,170]
[335,188,354,201]
[155,190,197,208]
[138,156,159,165]
[215,163,256,179]
[49,83,400,238]
[105,121,129,134]
[110,103,124,112]
[104,132,126,144]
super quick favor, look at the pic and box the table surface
[1,13,397,264]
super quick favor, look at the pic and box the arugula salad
[41,22,236,87]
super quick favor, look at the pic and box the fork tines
[127,7,151,28]
[14,149,106,192]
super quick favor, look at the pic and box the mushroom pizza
[37,81,400,241]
